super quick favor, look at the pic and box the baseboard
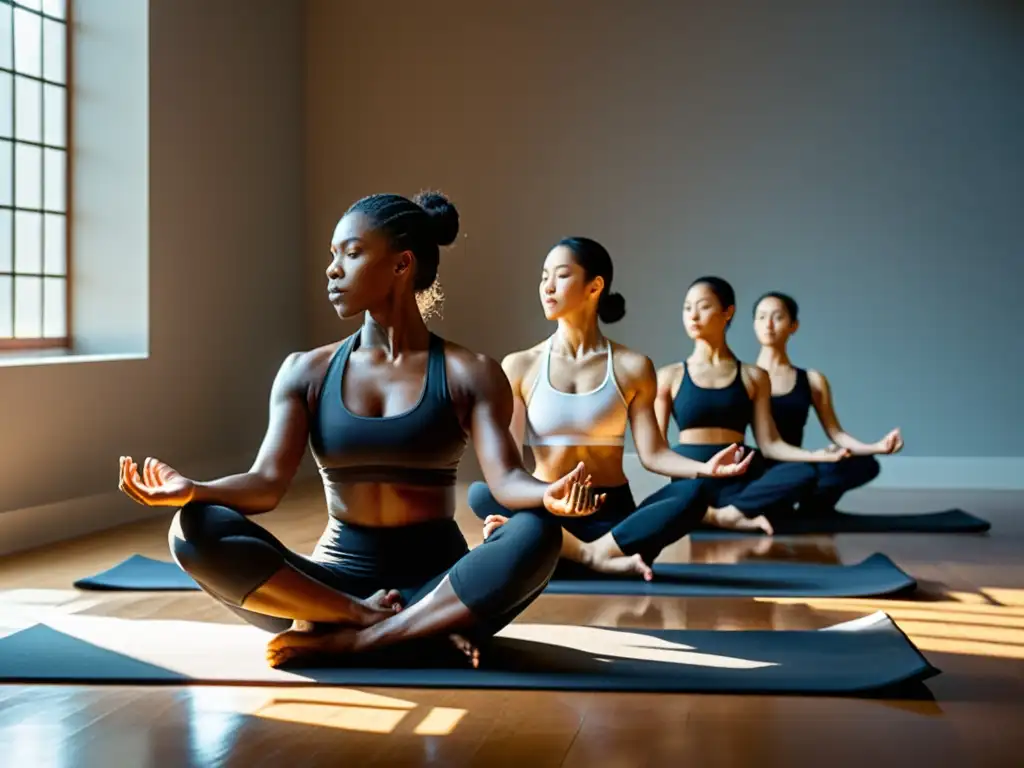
[622,452,1024,495]
[0,452,321,558]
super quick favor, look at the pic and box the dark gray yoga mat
[692,509,990,539]
[547,553,915,597]
[0,611,938,695]
[74,553,916,598]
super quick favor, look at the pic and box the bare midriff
[530,444,628,487]
[676,427,747,446]
[323,480,456,527]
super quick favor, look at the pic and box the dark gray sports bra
[309,332,467,487]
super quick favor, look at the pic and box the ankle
[577,541,597,567]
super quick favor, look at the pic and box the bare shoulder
[742,362,770,395]
[805,368,829,392]
[442,339,510,402]
[288,342,342,383]
[655,360,685,389]
[610,342,657,382]
[500,342,546,382]
[276,341,345,407]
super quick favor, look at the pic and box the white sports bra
[523,337,630,447]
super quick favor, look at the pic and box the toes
[632,555,654,581]
[387,589,403,611]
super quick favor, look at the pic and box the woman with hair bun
[116,191,603,669]
[469,238,752,580]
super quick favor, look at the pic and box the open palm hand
[543,461,607,517]
[118,455,196,507]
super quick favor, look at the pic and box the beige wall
[305,0,1024,488]
[3,0,1021,556]
[0,0,305,553]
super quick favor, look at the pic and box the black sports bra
[671,361,753,435]
[309,332,467,486]
[770,368,812,447]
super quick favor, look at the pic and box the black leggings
[467,479,707,566]
[668,444,817,518]
[168,502,562,636]
[795,455,881,514]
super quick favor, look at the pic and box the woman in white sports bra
[467,237,753,578]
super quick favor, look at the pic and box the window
[0,0,68,351]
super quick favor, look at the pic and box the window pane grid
[0,0,67,348]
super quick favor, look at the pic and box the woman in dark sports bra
[654,277,851,535]
[115,191,602,669]
[753,291,903,514]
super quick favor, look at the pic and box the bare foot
[365,588,404,615]
[266,623,359,668]
[449,633,481,668]
[705,506,774,535]
[584,547,654,581]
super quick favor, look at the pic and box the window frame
[0,0,71,352]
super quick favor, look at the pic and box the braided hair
[345,190,459,316]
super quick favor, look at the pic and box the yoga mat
[547,553,914,597]
[0,611,938,695]
[74,553,916,598]
[74,554,198,591]
[691,508,991,539]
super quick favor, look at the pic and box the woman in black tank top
[654,277,853,535]
[753,292,904,514]
[115,191,603,669]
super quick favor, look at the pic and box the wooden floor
[2,480,1024,767]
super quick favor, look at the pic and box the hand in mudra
[821,444,852,462]
[699,444,755,478]
[543,461,606,517]
[118,455,196,507]
[876,428,904,455]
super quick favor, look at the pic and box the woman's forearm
[640,447,705,479]
[761,441,832,463]
[189,472,283,514]
[832,432,880,455]
[490,468,551,510]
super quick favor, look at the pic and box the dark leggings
[795,455,881,514]
[467,479,707,566]
[669,443,817,518]
[168,502,562,636]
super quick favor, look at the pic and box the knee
[466,481,498,520]
[793,461,819,485]
[850,455,881,484]
[167,502,237,567]
[506,511,563,556]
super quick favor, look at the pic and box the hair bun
[413,190,460,247]
[598,291,626,324]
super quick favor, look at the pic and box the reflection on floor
[1,479,1022,767]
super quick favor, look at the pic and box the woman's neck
[553,314,604,360]
[689,337,734,364]
[361,293,430,359]
[755,344,792,372]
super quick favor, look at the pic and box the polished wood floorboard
[2,481,1023,767]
